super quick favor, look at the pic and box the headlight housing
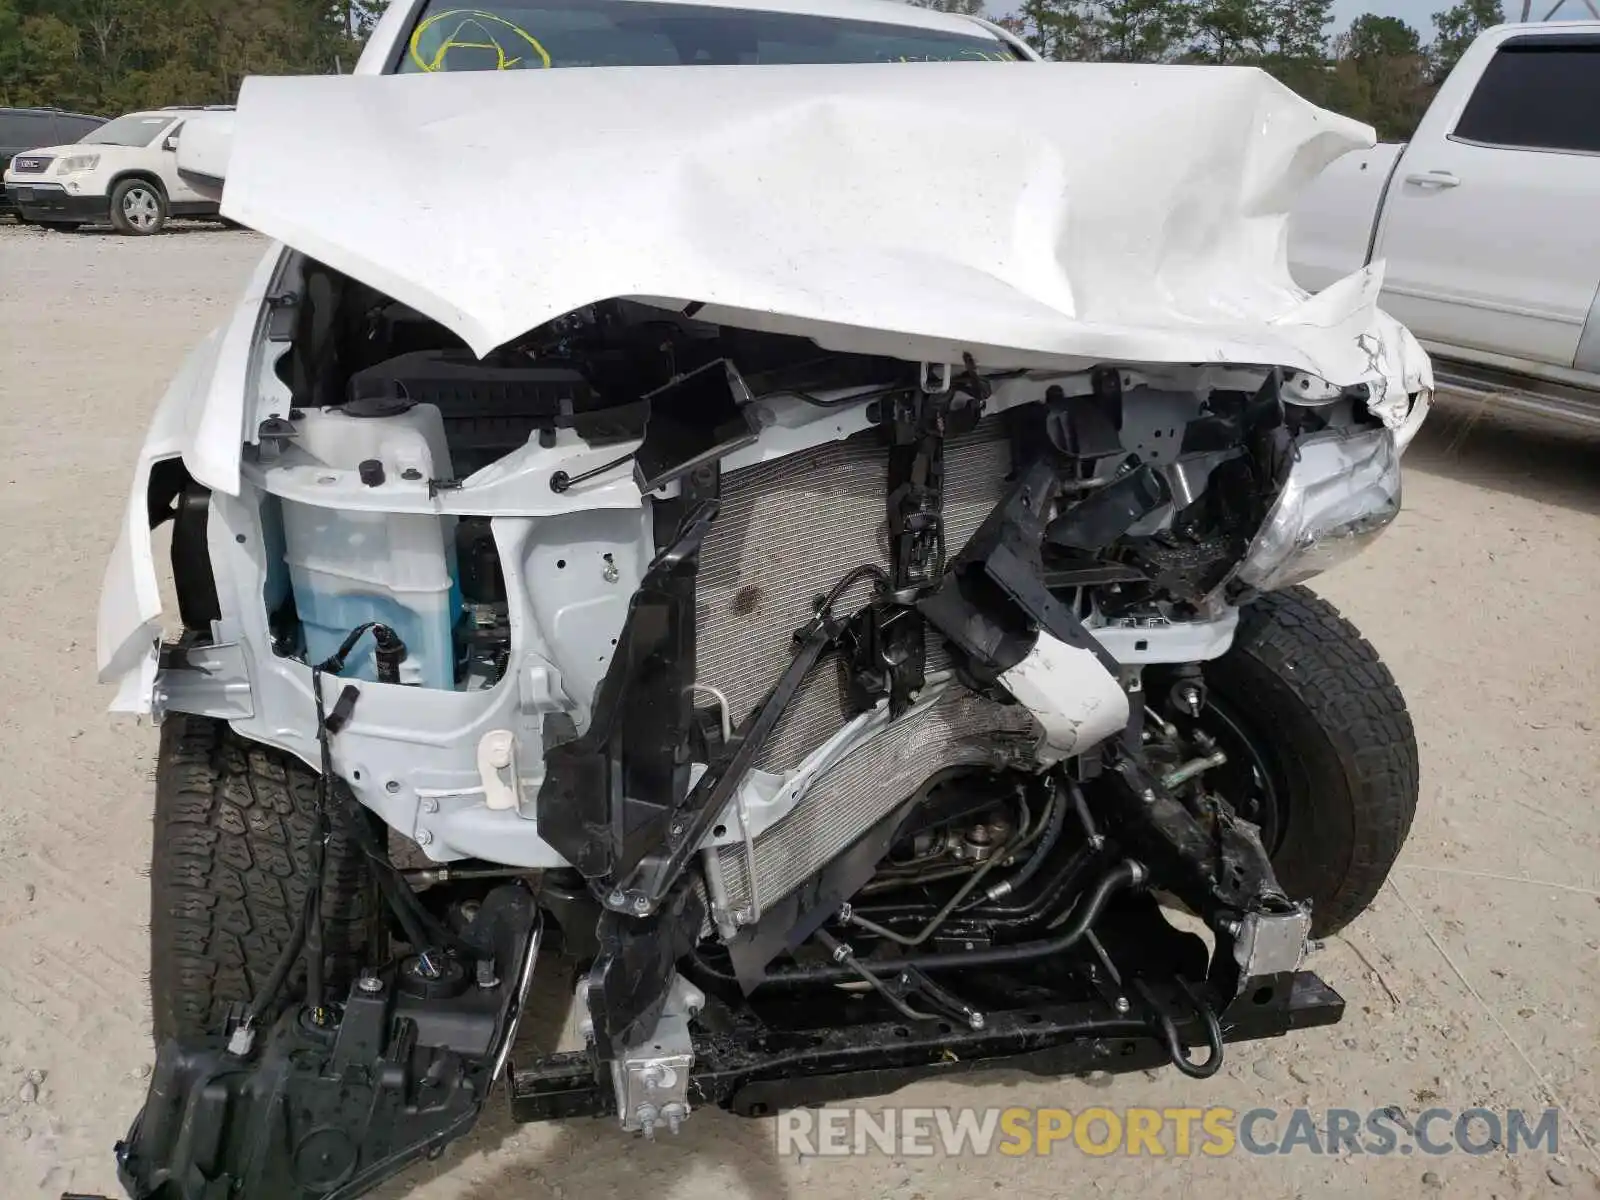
[1234,427,1401,593]
[56,154,100,174]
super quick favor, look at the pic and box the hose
[762,858,1147,987]
[977,784,1067,904]
[845,794,1031,946]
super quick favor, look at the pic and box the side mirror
[163,134,179,152]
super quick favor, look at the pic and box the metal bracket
[153,642,254,722]
[580,974,705,1137]
[919,361,953,394]
[1231,904,1312,980]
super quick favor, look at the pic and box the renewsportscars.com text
[775,1106,1560,1158]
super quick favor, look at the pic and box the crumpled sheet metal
[221,61,1430,405]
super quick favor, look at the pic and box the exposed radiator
[696,420,1013,772]
[695,421,1032,926]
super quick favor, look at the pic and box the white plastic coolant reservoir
[280,402,458,689]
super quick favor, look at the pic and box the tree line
[930,0,1508,138]
[0,1,387,114]
[3,0,1506,140]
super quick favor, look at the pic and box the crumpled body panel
[219,61,1426,400]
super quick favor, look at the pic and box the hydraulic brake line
[844,793,1033,946]
[761,858,1148,987]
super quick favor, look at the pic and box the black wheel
[110,177,167,235]
[150,715,379,1043]
[1200,586,1418,936]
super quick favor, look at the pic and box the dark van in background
[1,107,107,218]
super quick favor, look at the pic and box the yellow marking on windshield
[410,9,553,72]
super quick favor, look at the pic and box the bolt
[636,1103,660,1140]
[663,1103,685,1135]
[357,975,383,995]
[417,952,441,980]
[421,798,439,814]
[608,890,626,908]
[642,1063,678,1089]
[968,1012,986,1030]
[603,561,620,584]
[385,780,400,794]
[1114,996,1130,1015]
[1140,788,1157,804]
[1220,918,1242,937]
[415,829,433,846]
[832,942,854,964]
[632,895,652,915]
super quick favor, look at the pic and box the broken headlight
[1235,427,1400,593]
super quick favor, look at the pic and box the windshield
[80,114,172,147]
[398,2,1018,71]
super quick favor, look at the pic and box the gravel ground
[0,223,1596,1199]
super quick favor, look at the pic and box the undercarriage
[107,270,1422,1199]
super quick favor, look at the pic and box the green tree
[1101,0,1190,61]
[1431,0,1502,81]
[904,0,987,14]
[1348,11,1421,57]
[1188,0,1272,62]
[1265,0,1331,59]
[1337,15,1431,137]
[1014,0,1107,60]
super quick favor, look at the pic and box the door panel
[155,120,203,203]
[1373,38,1600,369]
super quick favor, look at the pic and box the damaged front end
[101,60,1430,1200]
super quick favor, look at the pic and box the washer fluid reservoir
[281,400,458,689]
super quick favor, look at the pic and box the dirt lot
[0,224,1596,1199]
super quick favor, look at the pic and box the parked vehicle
[1291,22,1600,429]
[1,106,230,234]
[0,107,106,218]
[102,3,1431,1197]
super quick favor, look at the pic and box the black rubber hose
[980,782,1069,903]
[761,858,1147,987]
[246,881,315,1025]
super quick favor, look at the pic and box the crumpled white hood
[222,61,1430,412]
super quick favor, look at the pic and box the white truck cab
[1,106,229,234]
[1290,23,1600,426]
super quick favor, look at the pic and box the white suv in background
[2,106,229,235]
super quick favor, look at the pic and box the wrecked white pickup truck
[100,2,1431,1197]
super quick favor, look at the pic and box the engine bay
[116,251,1419,1200]
[237,263,1395,706]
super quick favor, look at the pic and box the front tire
[149,716,379,1042]
[110,177,167,235]
[1202,586,1419,936]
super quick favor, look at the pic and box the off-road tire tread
[1222,585,1419,935]
[150,715,376,1043]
